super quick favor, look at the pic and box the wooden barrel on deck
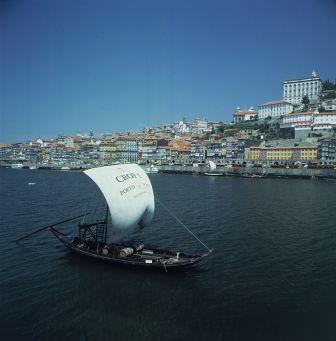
[119,247,133,257]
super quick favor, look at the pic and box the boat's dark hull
[49,227,212,271]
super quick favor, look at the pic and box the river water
[0,168,335,340]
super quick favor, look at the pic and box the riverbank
[158,164,336,179]
[1,162,335,179]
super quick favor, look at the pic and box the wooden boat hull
[49,227,213,271]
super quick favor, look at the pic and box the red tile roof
[259,100,291,106]
[234,109,258,116]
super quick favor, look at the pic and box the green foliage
[278,128,294,139]
[250,138,261,146]
[322,80,336,91]
[302,95,310,106]
[321,90,336,100]
[223,129,237,137]
[202,132,212,140]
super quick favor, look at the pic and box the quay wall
[1,161,335,179]
[158,165,336,179]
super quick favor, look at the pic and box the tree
[218,125,225,133]
[322,80,336,91]
[302,95,310,109]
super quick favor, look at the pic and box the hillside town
[1,71,336,170]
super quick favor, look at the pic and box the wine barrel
[119,247,133,257]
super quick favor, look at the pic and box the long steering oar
[14,211,91,244]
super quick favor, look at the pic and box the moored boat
[11,163,23,169]
[146,164,159,174]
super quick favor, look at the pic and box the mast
[104,204,108,243]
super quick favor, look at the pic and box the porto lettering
[120,185,136,196]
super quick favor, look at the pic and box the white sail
[84,164,155,232]
[208,161,216,172]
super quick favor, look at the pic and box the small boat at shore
[146,164,159,174]
[11,163,23,169]
[17,164,213,272]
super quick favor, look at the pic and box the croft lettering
[116,172,142,183]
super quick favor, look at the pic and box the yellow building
[249,146,260,160]
[298,146,317,160]
[263,147,293,160]
[99,142,116,160]
[255,145,318,160]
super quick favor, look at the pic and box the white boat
[11,163,23,169]
[146,165,159,174]
[61,166,70,171]
[29,165,37,170]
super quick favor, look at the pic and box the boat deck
[49,227,212,270]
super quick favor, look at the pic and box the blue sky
[1,0,336,143]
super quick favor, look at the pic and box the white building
[233,108,258,123]
[258,100,293,119]
[283,71,322,105]
[190,118,208,134]
[281,111,336,130]
[173,120,190,134]
[322,98,336,111]
[314,111,336,129]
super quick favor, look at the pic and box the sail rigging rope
[155,197,211,252]
[80,212,87,225]
[91,191,105,219]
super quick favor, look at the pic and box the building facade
[317,137,336,160]
[249,146,260,160]
[190,141,206,159]
[190,118,208,135]
[283,71,322,105]
[99,141,116,161]
[253,146,317,160]
[281,111,336,131]
[258,100,293,119]
[233,108,258,123]
[116,138,139,162]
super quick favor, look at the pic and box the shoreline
[1,163,335,180]
[157,165,336,180]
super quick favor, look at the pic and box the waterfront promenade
[158,164,336,179]
[2,161,335,179]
